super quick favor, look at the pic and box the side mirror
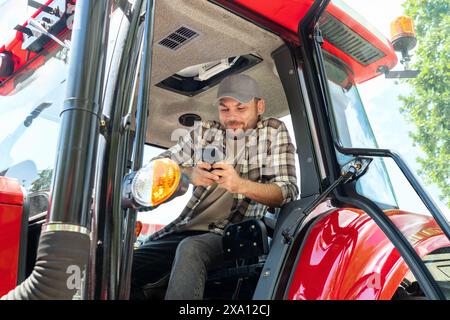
[121,158,189,209]
[28,191,50,219]
[4,160,38,189]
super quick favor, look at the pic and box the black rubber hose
[1,229,90,300]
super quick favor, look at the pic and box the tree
[30,168,53,193]
[401,0,449,207]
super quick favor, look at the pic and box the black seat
[206,218,270,299]
[140,218,273,300]
[222,218,269,260]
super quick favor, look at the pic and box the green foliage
[30,168,53,193]
[401,0,450,207]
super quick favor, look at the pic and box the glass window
[0,52,68,190]
[0,6,124,218]
[326,77,377,149]
[323,55,398,208]
[280,114,301,193]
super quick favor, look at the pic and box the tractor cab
[0,0,449,300]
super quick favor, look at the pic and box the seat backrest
[222,219,269,260]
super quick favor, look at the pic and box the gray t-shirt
[179,183,234,231]
[180,140,245,231]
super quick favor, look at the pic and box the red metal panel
[286,208,450,300]
[226,1,397,84]
[1,0,397,91]
[0,177,23,206]
[0,177,24,296]
[323,4,398,83]
[234,0,315,33]
[0,0,75,95]
[0,0,55,83]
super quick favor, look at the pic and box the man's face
[218,97,265,131]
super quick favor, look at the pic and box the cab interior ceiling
[135,0,288,149]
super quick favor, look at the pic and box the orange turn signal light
[135,220,143,237]
[151,158,181,206]
[129,158,182,208]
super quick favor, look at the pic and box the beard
[224,120,245,130]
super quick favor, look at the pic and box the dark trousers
[131,230,224,300]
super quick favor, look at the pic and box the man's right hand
[189,162,219,187]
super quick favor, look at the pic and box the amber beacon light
[390,16,417,62]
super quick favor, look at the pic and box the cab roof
[216,0,398,83]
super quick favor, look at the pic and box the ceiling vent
[156,54,263,97]
[158,26,199,51]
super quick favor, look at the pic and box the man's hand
[188,162,284,207]
[211,163,243,193]
[212,163,284,207]
[189,162,219,187]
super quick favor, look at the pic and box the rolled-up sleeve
[264,122,299,206]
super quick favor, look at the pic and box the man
[131,74,298,300]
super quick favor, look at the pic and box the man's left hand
[211,163,244,193]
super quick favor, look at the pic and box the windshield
[0,4,125,197]
[0,0,71,193]
[0,50,67,191]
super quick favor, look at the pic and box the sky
[0,0,31,44]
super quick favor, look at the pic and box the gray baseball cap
[215,74,261,106]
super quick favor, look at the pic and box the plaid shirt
[149,117,299,240]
